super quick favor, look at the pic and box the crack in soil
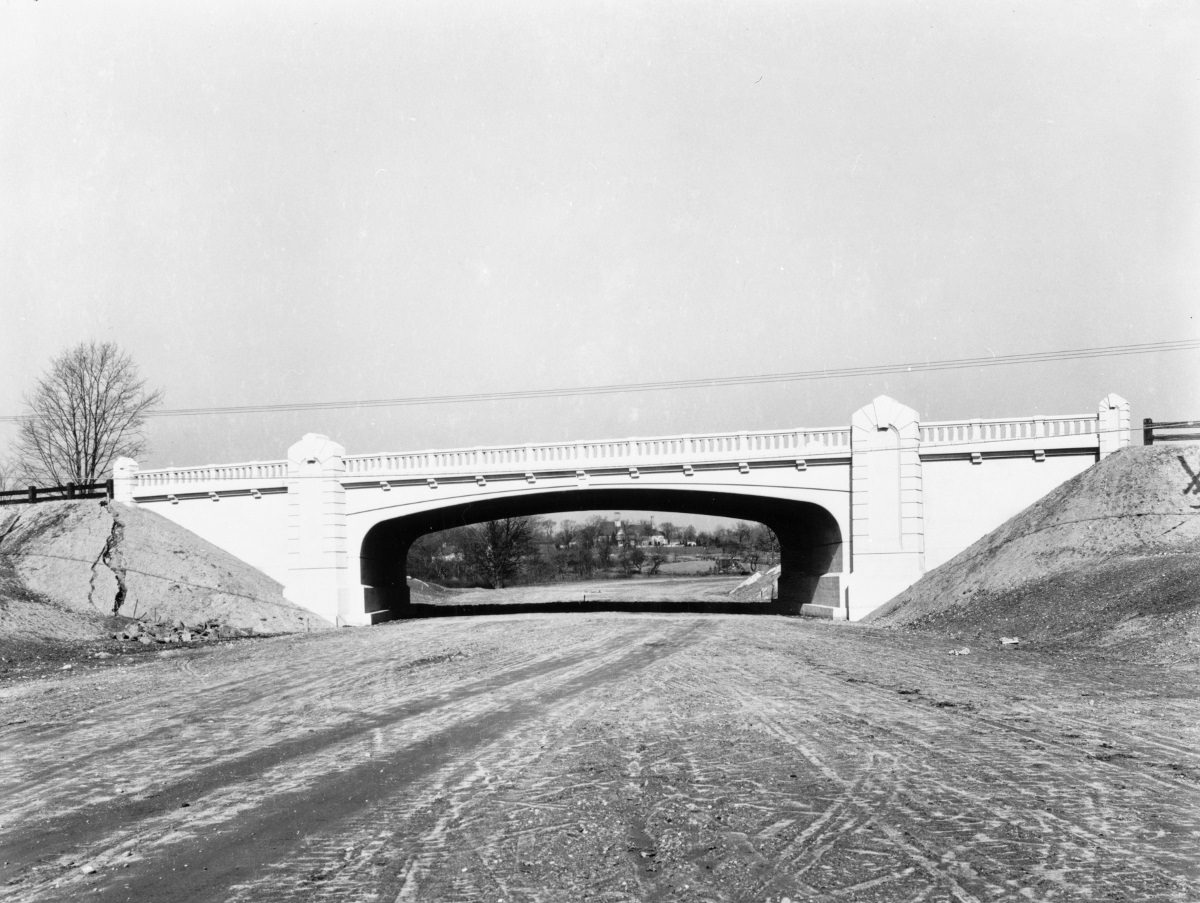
[89,504,127,615]
[0,509,23,547]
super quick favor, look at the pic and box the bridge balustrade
[337,426,852,479]
[919,414,1098,451]
[132,461,288,492]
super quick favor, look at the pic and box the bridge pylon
[284,434,353,625]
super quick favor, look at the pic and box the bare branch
[13,341,162,486]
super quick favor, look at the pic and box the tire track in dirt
[3,619,605,892]
[262,626,714,903]
[1,618,642,836]
[3,620,710,903]
[4,614,1198,903]
[711,623,1200,901]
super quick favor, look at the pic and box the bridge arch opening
[406,512,777,588]
[359,488,842,622]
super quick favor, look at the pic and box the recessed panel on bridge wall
[135,495,291,585]
[921,455,1095,571]
[867,427,903,551]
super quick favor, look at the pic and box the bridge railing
[127,409,1108,494]
[919,413,1097,450]
[341,426,852,477]
[133,460,289,491]
[1143,418,1200,445]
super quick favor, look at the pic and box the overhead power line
[0,339,1196,423]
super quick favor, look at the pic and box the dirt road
[426,575,748,606]
[2,614,1198,902]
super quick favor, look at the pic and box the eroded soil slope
[867,444,1200,660]
[0,500,325,643]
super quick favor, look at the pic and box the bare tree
[15,341,162,486]
[463,516,541,588]
[554,519,578,549]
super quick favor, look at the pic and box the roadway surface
[2,613,1198,902]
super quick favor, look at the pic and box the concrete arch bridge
[113,394,1131,625]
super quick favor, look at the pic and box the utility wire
[0,338,1195,423]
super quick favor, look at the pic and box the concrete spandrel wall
[921,455,1094,571]
[133,495,291,586]
[342,464,851,522]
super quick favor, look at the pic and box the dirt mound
[406,576,463,603]
[866,444,1200,660]
[0,500,330,641]
[728,565,780,602]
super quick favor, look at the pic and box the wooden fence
[1143,418,1200,445]
[0,479,114,506]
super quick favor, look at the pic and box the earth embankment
[867,443,1200,660]
[0,500,325,642]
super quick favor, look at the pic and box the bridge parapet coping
[340,426,852,478]
[127,405,1119,500]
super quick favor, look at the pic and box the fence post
[27,486,35,504]
[105,478,114,499]
[1143,418,1154,446]
[67,482,76,499]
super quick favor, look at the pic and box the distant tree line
[406,515,781,588]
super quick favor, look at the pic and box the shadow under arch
[359,488,842,622]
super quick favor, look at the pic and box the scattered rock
[1000,636,1020,646]
[111,619,254,648]
[948,647,970,656]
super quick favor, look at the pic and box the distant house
[612,520,669,548]
[613,519,628,547]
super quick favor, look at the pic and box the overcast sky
[2,0,1197,470]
